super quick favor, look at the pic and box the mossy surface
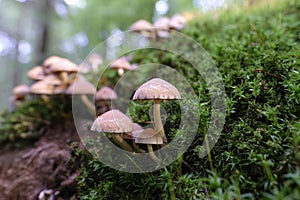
[75,1,300,199]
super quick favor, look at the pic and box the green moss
[0,96,72,150]
[76,1,299,199]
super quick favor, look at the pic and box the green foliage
[0,96,72,149]
[75,1,300,199]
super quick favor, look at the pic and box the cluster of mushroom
[130,14,187,39]
[11,56,96,103]
[91,78,181,163]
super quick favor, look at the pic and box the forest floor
[0,122,82,200]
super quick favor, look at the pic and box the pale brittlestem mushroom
[133,78,181,144]
[91,109,134,152]
[10,84,31,104]
[27,66,45,81]
[121,123,146,153]
[169,14,186,31]
[48,58,78,85]
[130,19,155,39]
[65,75,96,115]
[88,53,103,73]
[30,80,55,102]
[153,17,171,39]
[95,86,118,115]
[134,128,163,163]
[110,57,131,77]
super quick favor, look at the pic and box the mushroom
[65,75,96,114]
[95,86,118,115]
[91,109,134,152]
[153,17,171,38]
[130,19,155,39]
[88,53,103,72]
[27,66,45,81]
[48,58,78,84]
[134,128,163,163]
[30,80,54,102]
[169,14,186,31]
[10,84,31,104]
[133,78,181,144]
[110,57,131,77]
[43,56,62,68]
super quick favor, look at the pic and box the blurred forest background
[0,0,247,112]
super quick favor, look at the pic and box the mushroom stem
[41,95,49,102]
[133,142,146,153]
[117,68,125,77]
[60,72,69,84]
[113,134,134,152]
[153,100,167,144]
[147,144,160,163]
[80,95,95,115]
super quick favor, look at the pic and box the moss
[0,96,72,150]
[74,1,300,198]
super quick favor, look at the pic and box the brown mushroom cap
[154,17,170,29]
[110,57,131,71]
[65,75,96,95]
[43,56,62,68]
[91,109,133,133]
[13,84,30,97]
[169,14,186,30]
[30,80,54,95]
[49,58,78,73]
[130,19,153,31]
[133,78,181,100]
[88,53,103,66]
[27,66,45,81]
[95,86,118,101]
[43,74,63,86]
[134,128,163,144]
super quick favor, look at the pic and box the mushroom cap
[27,66,45,80]
[43,56,62,67]
[169,14,186,30]
[13,84,30,97]
[134,128,163,144]
[43,74,63,86]
[91,109,133,133]
[88,53,103,66]
[49,58,78,73]
[110,57,131,70]
[154,17,170,29]
[130,19,153,31]
[78,63,92,74]
[130,63,139,71]
[95,86,118,100]
[65,75,96,95]
[133,78,181,100]
[30,80,53,95]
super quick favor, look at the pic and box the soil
[0,122,82,200]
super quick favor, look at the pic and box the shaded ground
[0,122,81,200]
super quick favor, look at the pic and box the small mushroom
[91,109,134,152]
[30,80,54,102]
[13,84,30,99]
[48,58,78,84]
[134,128,163,163]
[88,53,103,72]
[27,66,45,81]
[66,75,96,114]
[169,14,186,31]
[130,19,155,39]
[110,57,131,77]
[95,86,118,115]
[153,17,171,38]
[133,78,181,144]
[11,84,31,104]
